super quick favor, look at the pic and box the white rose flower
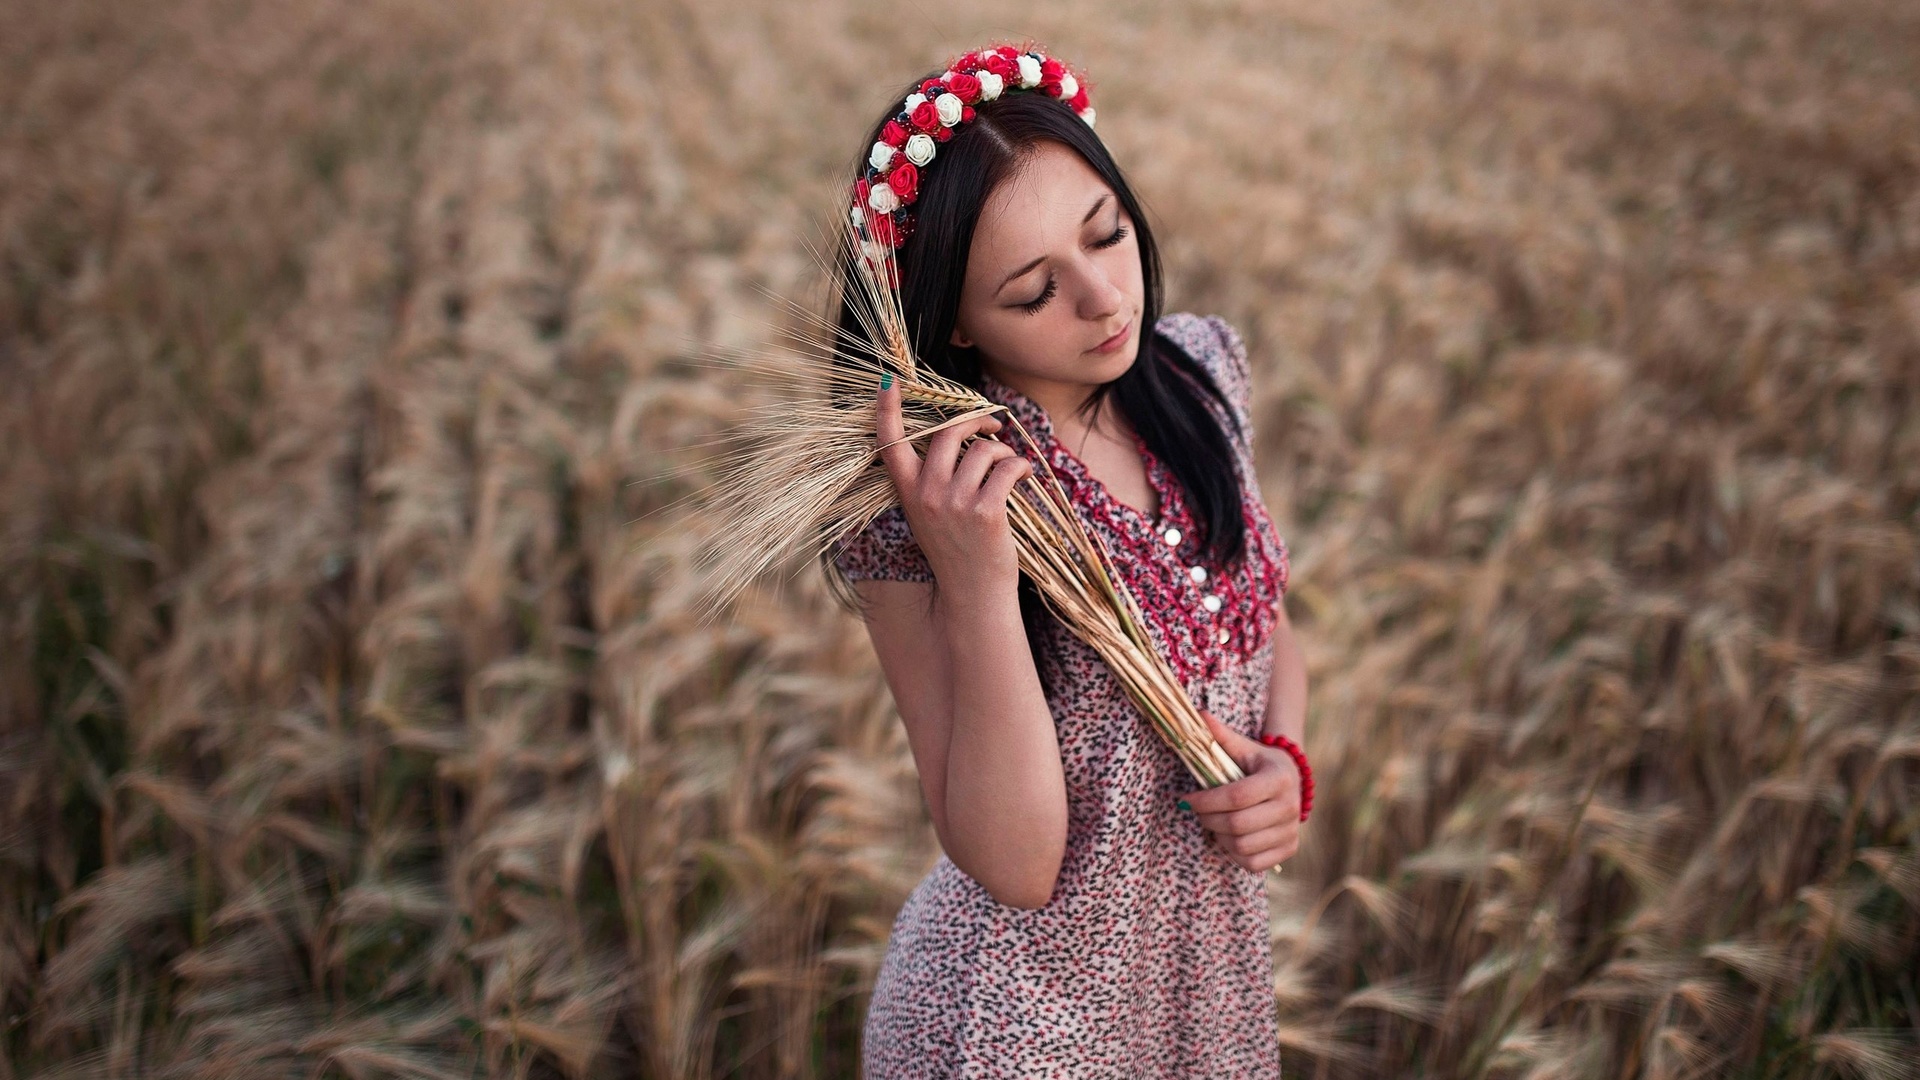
[1060,73,1078,100]
[869,141,896,171]
[904,92,927,112]
[867,183,900,215]
[935,92,963,126]
[904,133,936,166]
[849,205,866,227]
[1016,54,1041,87]
[1080,106,1096,127]
[977,71,1004,100]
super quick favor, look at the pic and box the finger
[1213,822,1294,858]
[950,438,1015,496]
[920,414,1004,487]
[1236,826,1297,868]
[1193,798,1287,839]
[1232,841,1297,874]
[977,454,1032,508]
[1197,708,1264,773]
[874,379,919,489]
[1180,770,1280,816]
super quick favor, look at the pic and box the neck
[987,365,1098,430]
[985,363,1128,455]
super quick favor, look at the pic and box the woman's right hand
[875,377,1033,591]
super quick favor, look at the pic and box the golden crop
[3,0,1915,1077]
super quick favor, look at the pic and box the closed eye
[1019,277,1057,315]
[1016,225,1130,315]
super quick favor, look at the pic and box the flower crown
[849,43,1094,264]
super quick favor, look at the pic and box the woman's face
[948,139,1144,398]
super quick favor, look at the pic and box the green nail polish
[1177,800,1191,812]
[879,371,893,390]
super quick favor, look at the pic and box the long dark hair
[826,72,1250,694]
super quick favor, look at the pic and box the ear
[949,322,973,348]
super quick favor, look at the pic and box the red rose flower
[961,105,975,122]
[870,211,898,247]
[882,120,908,147]
[1070,85,1090,112]
[984,53,1017,80]
[854,177,870,206]
[887,161,918,203]
[935,125,953,142]
[947,72,981,103]
[911,100,940,133]
[996,45,1019,59]
[1040,57,1065,82]
[921,78,942,94]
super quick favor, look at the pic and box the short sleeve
[1158,311,1254,452]
[831,504,936,584]
[1201,314,1254,432]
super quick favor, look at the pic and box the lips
[1092,317,1133,354]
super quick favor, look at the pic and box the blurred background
[4,0,1918,1077]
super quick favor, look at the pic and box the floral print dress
[832,312,1292,1078]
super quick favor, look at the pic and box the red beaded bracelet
[1257,732,1314,822]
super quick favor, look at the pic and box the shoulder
[1154,311,1252,434]
[1155,310,1246,367]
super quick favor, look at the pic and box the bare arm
[852,381,1067,909]
[1261,595,1307,745]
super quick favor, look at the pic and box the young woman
[824,44,1310,1077]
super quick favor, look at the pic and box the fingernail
[1177,800,1191,812]
[879,371,893,390]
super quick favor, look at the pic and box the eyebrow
[993,193,1114,298]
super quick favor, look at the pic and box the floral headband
[849,43,1094,266]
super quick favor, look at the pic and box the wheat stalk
[691,221,1242,790]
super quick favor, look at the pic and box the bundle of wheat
[691,226,1243,790]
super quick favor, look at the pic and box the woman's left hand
[1176,710,1303,874]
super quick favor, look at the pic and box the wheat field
[3,0,1917,1077]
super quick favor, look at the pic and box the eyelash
[1019,224,1131,315]
[1019,279,1058,315]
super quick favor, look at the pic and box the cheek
[968,306,1043,365]
[1115,245,1145,301]
[980,307,1083,373]
[1089,241,1143,309]
[1024,307,1086,364]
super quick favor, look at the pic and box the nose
[1076,259,1125,322]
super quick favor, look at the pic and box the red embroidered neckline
[976,370,1286,693]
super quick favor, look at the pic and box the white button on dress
[1217,627,1231,644]
[1202,594,1223,613]
[1188,565,1208,584]
[1161,527,1182,547]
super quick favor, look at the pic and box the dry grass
[687,235,1247,790]
[3,0,1916,1077]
